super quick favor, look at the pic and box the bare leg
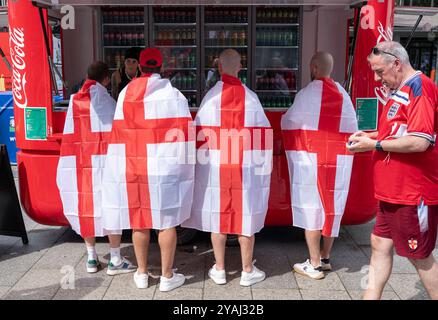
[107,234,122,248]
[211,233,227,270]
[320,236,335,259]
[363,234,394,300]
[158,228,177,278]
[84,237,96,247]
[304,230,322,267]
[132,229,150,275]
[409,255,438,300]
[238,235,255,273]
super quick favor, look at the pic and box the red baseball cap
[139,48,163,68]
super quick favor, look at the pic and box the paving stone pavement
[1,166,437,300]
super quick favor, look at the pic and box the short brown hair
[141,65,161,74]
[87,61,110,83]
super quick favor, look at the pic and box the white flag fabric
[182,74,273,236]
[56,80,117,238]
[281,78,358,237]
[101,74,195,231]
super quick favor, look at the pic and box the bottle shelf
[165,68,197,70]
[256,23,299,27]
[154,23,196,26]
[204,23,248,26]
[155,45,197,48]
[205,45,248,48]
[103,23,145,27]
[256,46,299,49]
[104,46,145,49]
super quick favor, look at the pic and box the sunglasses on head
[371,47,398,60]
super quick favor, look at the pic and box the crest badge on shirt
[408,238,418,250]
[387,103,400,119]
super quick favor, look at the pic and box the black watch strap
[375,140,384,152]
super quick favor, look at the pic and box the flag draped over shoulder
[182,74,273,236]
[56,80,116,238]
[281,78,358,237]
[102,74,195,231]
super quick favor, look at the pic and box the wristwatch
[375,140,384,152]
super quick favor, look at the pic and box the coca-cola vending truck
[8,0,394,241]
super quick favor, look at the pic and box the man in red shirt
[348,41,438,300]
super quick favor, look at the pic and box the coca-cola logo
[10,27,28,109]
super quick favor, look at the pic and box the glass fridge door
[152,6,198,108]
[254,6,300,109]
[203,6,249,96]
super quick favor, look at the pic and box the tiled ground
[0,166,436,300]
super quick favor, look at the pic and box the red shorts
[373,201,438,259]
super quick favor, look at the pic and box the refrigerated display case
[101,7,146,73]
[151,6,199,108]
[98,6,302,109]
[253,6,301,109]
[202,6,250,95]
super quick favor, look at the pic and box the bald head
[219,49,241,76]
[310,51,334,80]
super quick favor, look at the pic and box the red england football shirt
[373,72,438,205]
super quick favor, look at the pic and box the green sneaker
[106,257,137,276]
[86,259,101,273]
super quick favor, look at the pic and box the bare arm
[347,134,431,153]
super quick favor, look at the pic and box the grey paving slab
[0,270,29,287]
[3,268,62,300]
[336,269,394,292]
[103,272,156,300]
[154,288,203,300]
[300,289,351,300]
[251,288,302,300]
[0,250,45,275]
[172,254,205,289]
[388,273,430,300]
[0,286,11,299]
[343,221,374,246]
[53,286,108,300]
[348,290,400,300]
[73,255,114,288]
[249,255,298,290]
[32,242,85,270]
[294,270,346,291]
[203,281,252,300]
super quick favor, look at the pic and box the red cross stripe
[60,80,111,237]
[110,76,193,229]
[282,78,351,237]
[197,77,272,234]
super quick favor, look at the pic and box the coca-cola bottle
[113,10,119,23]
[138,32,145,46]
[104,31,109,46]
[126,31,132,46]
[132,31,138,46]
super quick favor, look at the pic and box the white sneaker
[240,264,266,287]
[159,272,186,292]
[293,259,325,280]
[320,258,332,271]
[133,271,149,289]
[208,264,226,285]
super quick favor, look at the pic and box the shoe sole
[293,267,325,280]
[134,282,149,289]
[208,272,227,285]
[86,267,99,273]
[107,268,137,276]
[239,274,266,287]
[321,266,332,271]
[159,279,186,292]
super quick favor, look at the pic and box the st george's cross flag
[101,73,195,231]
[56,80,117,238]
[182,74,273,236]
[281,78,358,237]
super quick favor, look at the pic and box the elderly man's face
[368,54,402,91]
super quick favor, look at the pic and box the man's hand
[346,131,376,153]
